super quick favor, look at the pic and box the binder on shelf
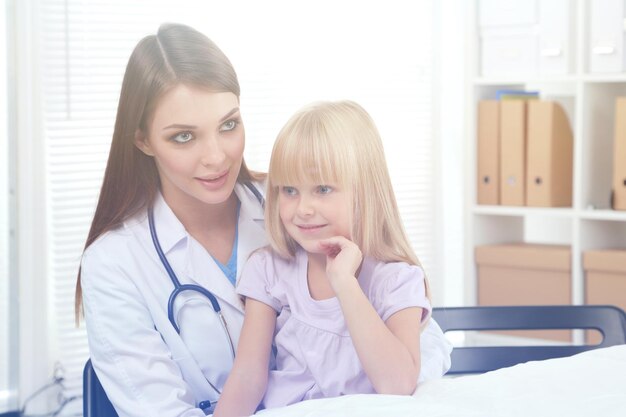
[499,100,527,206]
[526,100,573,207]
[495,90,539,100]
[613,97,626,210]
[477,100,500,205]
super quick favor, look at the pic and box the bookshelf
[464,0,626,311]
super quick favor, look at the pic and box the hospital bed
[258,344,626,417]
[83,304,626,417]
[432,304,626,374]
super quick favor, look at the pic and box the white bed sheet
[254,345,626,417]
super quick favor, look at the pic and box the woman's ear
[134,129,154,156]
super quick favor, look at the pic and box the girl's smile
[296,223,328,233]
[278,182,351,253]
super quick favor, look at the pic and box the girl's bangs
[269,120,345,187]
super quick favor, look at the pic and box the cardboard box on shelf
[583,249,626,344]
[475,243,572,341]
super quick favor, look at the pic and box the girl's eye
[170,131,194,144]
[318,185,333,194]
[220,119,240,132]
[281,186,298,196]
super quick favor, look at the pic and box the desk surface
[254,345,626,417]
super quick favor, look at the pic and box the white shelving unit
[464,0,626,306]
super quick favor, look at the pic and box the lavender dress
[236,248,447,410]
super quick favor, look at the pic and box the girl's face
[136,85,244,210]
[278,181,352,254]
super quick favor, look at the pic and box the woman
[76,23,451,417]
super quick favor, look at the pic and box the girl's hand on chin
[318,237,363,290]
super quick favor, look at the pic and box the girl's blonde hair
[266,100,430,297]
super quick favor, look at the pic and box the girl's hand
[318,236,363,292]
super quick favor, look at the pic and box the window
[0,0,18,413]
[18,0,439,411]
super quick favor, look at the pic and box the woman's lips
[196,170,229,189]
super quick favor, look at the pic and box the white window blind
[36,0,436,411]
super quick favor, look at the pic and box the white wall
[435,0,467,307]
[0,0,11,409]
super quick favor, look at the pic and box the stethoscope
[148,182,264,412]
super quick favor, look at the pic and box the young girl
[213,100,448,416]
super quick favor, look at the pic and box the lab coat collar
[234,180,265,222]
[150,192,188,255]
[131,183,267,313]
[232,180,267,286]
[184,181,268,313]
[147,181,265,255]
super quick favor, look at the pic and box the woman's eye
[318,185,333,194]
[220,119,239,132]
[170,131,194,144]
[282,186,298,196]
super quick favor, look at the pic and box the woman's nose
[200,137,225,167]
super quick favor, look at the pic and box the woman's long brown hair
[75,23,256,323]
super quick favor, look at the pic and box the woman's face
[136,84,244,210]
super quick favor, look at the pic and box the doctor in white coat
[77,23,451,417]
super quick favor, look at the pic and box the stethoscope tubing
[146,182,264,400]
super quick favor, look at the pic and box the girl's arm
[212,299,276,417]
[319,237,423,395]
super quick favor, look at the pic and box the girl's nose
[200,136,226,167]
[296,196,315,217]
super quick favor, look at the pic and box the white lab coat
[81,182,452,417]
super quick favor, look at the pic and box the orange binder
[526,100,573,207]
[477,100,500,205]
[500,100,526,206]
[613,97,626,210]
